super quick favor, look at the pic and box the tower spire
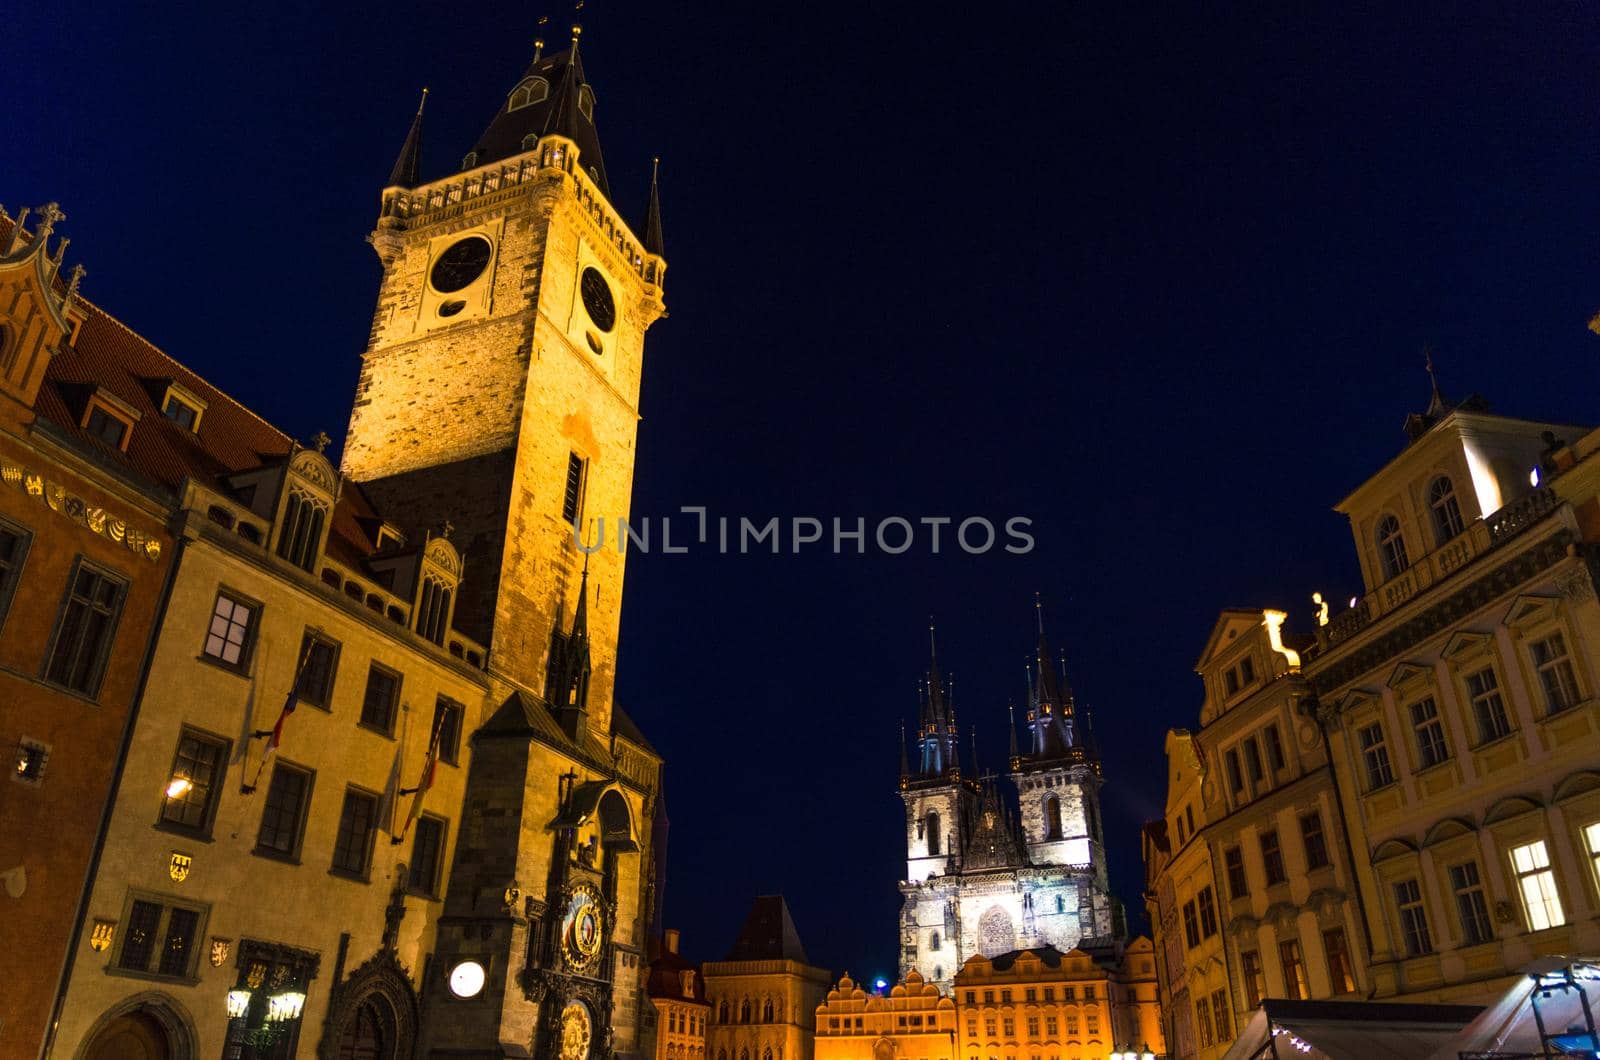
[642,156,665,256]
[899,720,910,779]
[387,87,428,188]
[1008,702,1020,769]
[1424,344,1446,415]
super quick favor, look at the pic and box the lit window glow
[166,776,194,799]
[1510,840,1565,931]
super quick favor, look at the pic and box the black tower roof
[723,895,811,964]
[471,37,610,197]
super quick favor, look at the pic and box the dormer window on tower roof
[159,381,207,433]
[509,77,549,111]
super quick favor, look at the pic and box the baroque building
[703,896,831,1060]
[1305,386,1600,1004]
[642,929,709,1060]
[898,612,1117,995]
[1143,379,1600,1052]
[17,22,672,1060]
[952,941,1163,1060]
[1143,611,1366,1060]
[0,206,176,1055]
[813,970,956,1060]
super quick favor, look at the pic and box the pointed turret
[544,561,593,738]
[642,157,664,256]
[914,619,960,779]
[1022,595,1087,763]
[469,26,610,196]
[387,88,428,188]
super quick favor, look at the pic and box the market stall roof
[1223,999,1483,1060]
[1432,957,1600,1059]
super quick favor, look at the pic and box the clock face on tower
[579,267,616,333]
[430,237,493,293]
[561,886,604,971]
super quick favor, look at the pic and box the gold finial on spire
[1034,591,1044,634]
[533,38,545,62]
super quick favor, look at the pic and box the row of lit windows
[156,725,448,898]
[1358,637,1584,792]
[964,1011,1100,1040]
[1388,832,1593,958]
[962,985,1098,1005]
[666,1009,704,1035]
[200,588,465,756]
[712,998,784,1024]
[1236,926,1358,1011]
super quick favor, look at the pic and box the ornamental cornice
[0,455,162,561]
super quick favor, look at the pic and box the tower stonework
[342,39,665,738]
[898,609,1119,994]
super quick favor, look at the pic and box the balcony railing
[1313,487,1561,653]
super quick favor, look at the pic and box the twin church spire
[900,598,1095,785]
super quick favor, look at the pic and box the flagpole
[244,630,320,794]
[395,704,447,843]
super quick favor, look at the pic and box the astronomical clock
[525,779,632,1059]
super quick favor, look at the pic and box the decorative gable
[1503,594,1561,629]
[0,203,82,414]
[1441,630,1494,661]
[1385,660,1433,691]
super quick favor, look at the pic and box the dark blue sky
[11,3,1599,982]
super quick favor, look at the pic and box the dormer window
[577,85,594,121]
[508,76,549,111]
[1428,475,1465,544]
[64,310,86,348]
[159,382,207,433]
[81,390,140,453]
[1376,514,1409,580]
[521,133,539,151]
[461,151,480,170]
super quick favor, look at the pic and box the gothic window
[718,1001,728,1024]
[1056,894,1065,914]
[977,906,1015,957]
[416,576,452,644]
[563,452,587,525]
[1044,794,1063,839]
[762,999,773,1022]
[926,811,941,855]
[929,931,941,951]
[739,999,751,1023]
[509,76,549,110]
[1376,514,1409,580]
[276,488,327,571]
[1429,476,1465,544]
[1085,798,1100,842]
[578,85,595,121]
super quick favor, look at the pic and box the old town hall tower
[343,28,667,1059]
[898,605,1118,994]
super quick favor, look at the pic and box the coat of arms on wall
[211,937,233,967]
[89,919,116,952]
[168,851,193,883]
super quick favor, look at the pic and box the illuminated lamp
[226,990,251,1018]
[166,776,193,799]
[266,991,306,1022]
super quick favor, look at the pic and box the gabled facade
[1306,392,1600,1006]
[703,896,831,1060]
[0,206,176,1056]
[813,970,956,1060]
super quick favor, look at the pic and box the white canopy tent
[1431,957,1600,1059]
[1221,1000,1483,1060]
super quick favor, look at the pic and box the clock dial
[561,887,604,970]
[579,267,616,333]
[560,1001,593,1059]
[430,237,493,293]
[448,960,486,998]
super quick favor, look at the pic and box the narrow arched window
[508,76,549,111]
[1377,514,1409,579]
[718,1001,728,1024]
[763,999,774,1022]
[1429,476,1465,544]
[740,999,751,1024]
[1056,894,1066,913]
[926,811,941,855]
[1044,794,1063,840]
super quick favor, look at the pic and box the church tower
[1009,597,1108,894]
[342,26,666,738]
[900,623,975,885]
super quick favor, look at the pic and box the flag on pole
[247,633,318,792]
[397,706,445,843]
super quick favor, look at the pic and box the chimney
[665,928,680,955]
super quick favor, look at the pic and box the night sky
[11,3,1600,985]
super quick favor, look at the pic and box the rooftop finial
[1424,344,1445,414]
[1035,591,1045,635]
[643,156,665,256]
[533,37,545,62]
[571,22,582,52]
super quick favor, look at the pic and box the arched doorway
[77,995,195,1060]
[85,1010,170,1060]
[335,992,398,1059]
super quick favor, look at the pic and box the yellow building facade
[813,970,957,1060]
[1145,611,1369,1060]
[1306,398,1600,1005]
[704,897,832,1060]
[952,942,1163,1060]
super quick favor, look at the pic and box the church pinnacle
[387,88,427,188]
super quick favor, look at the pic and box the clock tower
[342,29,668,1059]
[342,26,666,739]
